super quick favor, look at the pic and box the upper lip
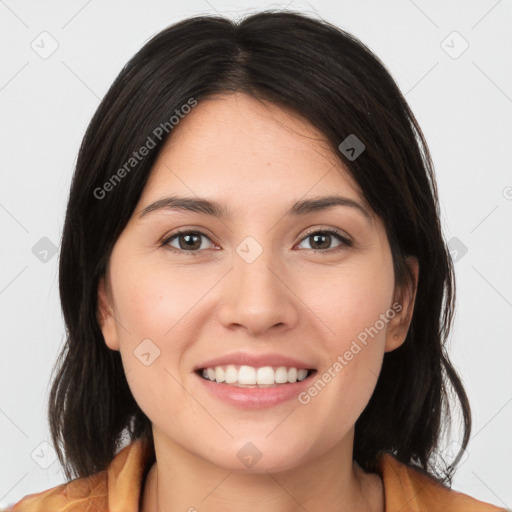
[194,352,317,371]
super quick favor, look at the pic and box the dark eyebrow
[137,195,372,220]
[289,195,372,219]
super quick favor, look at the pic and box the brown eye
[163,230,214,253]
[297,229,351,253]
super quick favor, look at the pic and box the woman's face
[98,92,417,472]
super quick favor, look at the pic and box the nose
[216,246,300,337]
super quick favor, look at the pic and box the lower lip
[195,371,317,409]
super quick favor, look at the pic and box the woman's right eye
[162,230,215,255]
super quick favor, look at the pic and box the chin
[198,436,311,474]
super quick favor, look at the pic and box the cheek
[309,257,395,349]
[111,255,211,341]
[108,258,200,424]
[298,253,395,407]
[108,254,221,407]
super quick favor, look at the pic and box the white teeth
[215,366,225,383]
[225,364,238,384]
[256,366,274,385]
[275,366,288,383]
[199,364,312,386]
[288,367,297,383]
[238,365,256,385]
[297,368,308,381]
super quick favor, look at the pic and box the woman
[7,10,507,512]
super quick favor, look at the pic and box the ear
[385,256,419,352]
[97,275,120,351]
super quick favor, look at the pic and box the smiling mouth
[195,365,317,388]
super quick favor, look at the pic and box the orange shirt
[5,439,508,512]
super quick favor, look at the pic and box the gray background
[1,0,511,508]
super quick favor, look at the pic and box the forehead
[139,92,367,214]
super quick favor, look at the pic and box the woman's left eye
[296,229,351,252]
[161,228,351,255]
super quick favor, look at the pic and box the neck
[141,431,384,512]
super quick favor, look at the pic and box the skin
[97,92,418,512]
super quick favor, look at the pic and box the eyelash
[160,228,352,256]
